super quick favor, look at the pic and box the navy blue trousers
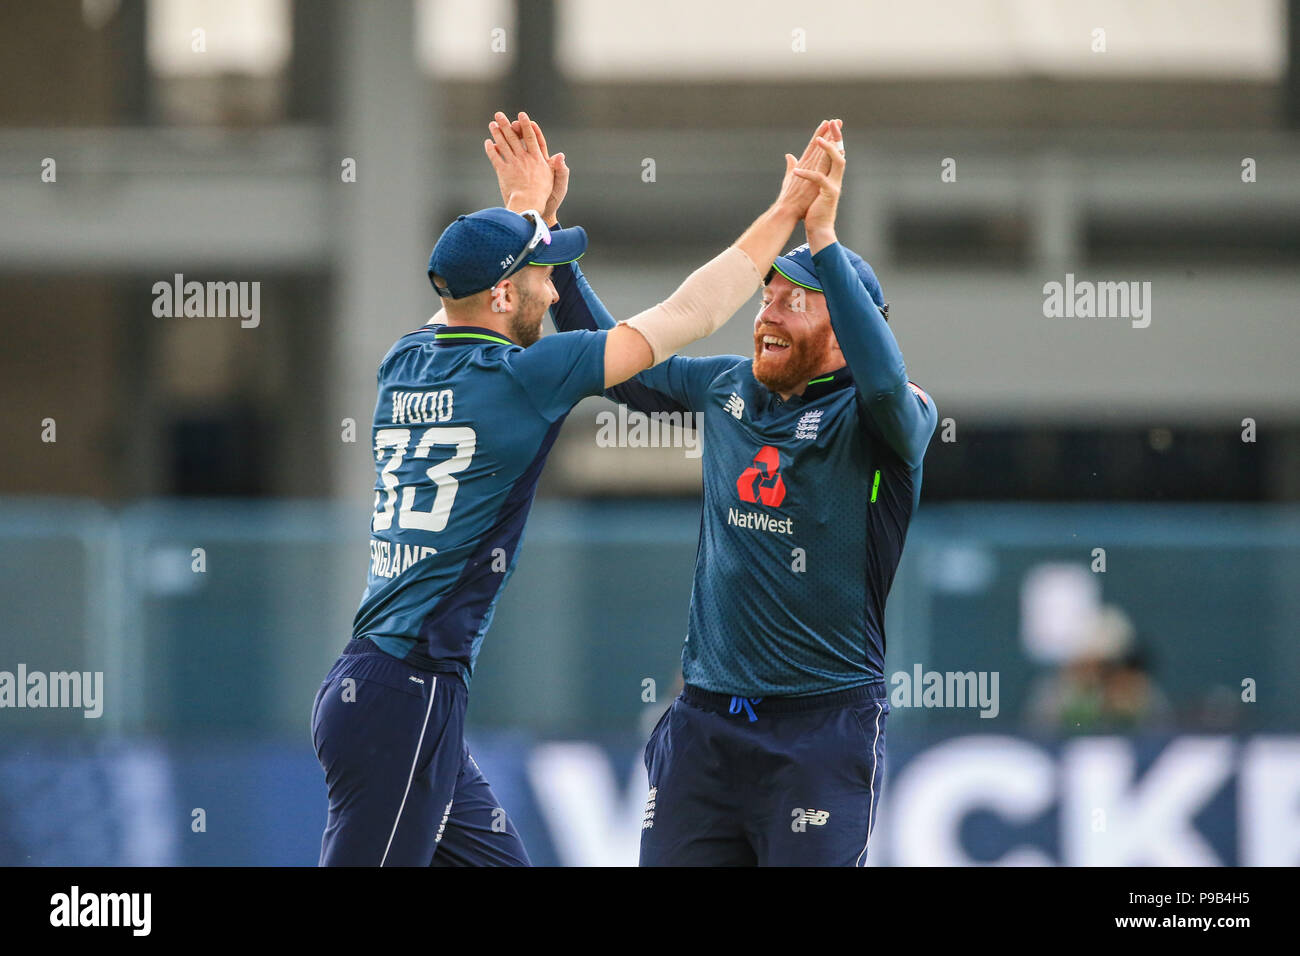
[640,683,888,866]
[311,639,529,866]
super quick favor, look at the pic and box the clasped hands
[483,110,845,241]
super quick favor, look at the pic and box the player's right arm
[552,255,741,414]
[504,244,761,418]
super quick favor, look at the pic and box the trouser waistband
[682,681,887,717]
[342,637,466,689]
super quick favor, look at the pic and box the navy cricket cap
[427,207,587,300]
[768,243,889,319]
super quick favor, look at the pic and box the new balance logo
[794,409,823,440]
[723,393,745,419]
[791,808,830,832]
[642,787,657,830]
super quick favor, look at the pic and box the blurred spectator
[1026,606,1173,733]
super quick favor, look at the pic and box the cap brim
[528,224,588,266]
[770,256,822,292]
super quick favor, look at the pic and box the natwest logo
[737,445,786,507]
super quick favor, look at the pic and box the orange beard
[752,325,833,394]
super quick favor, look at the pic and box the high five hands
[484,110,568,226]
[484,111,843,240]
[778,118,846,250]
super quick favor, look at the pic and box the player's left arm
[794,134,937,467]
[549,248,696,415]
[814,242,937,467]
[503,328,610,422]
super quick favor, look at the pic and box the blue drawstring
[728,696,763,722]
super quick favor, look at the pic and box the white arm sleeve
[621,246,764,366]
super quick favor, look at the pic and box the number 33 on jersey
[352,323,610,680]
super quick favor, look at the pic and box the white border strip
[380,676,438,866]
[855,702,883,867]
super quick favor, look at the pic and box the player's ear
[488,280,513,314]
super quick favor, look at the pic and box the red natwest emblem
[737,445,786,507]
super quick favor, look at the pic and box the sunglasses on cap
[431,210,553,300]
[492,210,552,289]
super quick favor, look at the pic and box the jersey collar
[797,366,854,403]
[431,325,516,347]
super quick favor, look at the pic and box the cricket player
[531,119,938,865]
[311,113,838,866]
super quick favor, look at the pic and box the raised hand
[774,119,840,220]
[509,116,568,226]
[484,110,553,216]
[732,119,844,274]
[790,119,845,251]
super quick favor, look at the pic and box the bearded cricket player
[310,112,836,866]
[527,118,938,866]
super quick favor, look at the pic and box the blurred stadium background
[2,0,1299,866]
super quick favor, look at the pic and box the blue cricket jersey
[351,323,608,684]
[551,243,938,696]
